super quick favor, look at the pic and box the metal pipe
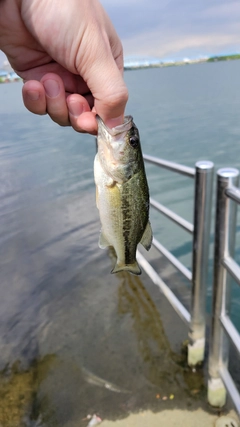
[226,185,240,204]
[137,250,191,326]
[188,161,214,366]
[223,256,240,287]
[150,197,194,234]
[143,154,195,178]
[152,237,192,281]
[208,167,239,408]
[220,313,240,355]
[219,366,240,416]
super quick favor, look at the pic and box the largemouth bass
[94,115,152,275]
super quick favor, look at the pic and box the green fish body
[94,115,152,275]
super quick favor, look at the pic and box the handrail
[220,314,240,355]
[137,251,191,326]
[143,154,195,177]
[226,185,240,203]
[208,167,240,415]
[219,367,240,415]
[152,237,192,281]
[140,154,214,366]
[150,198,194,233]
[222,256,240,287]
[141,155,240,413]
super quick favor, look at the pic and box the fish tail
[111,261,141,276]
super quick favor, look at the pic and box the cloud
[202,1,240,20]
[122,29,240,58]
[102,0,240,59]
[101,0,171,39]
[1,0,240,68]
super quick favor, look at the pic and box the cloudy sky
[1,0,240,66]
[102,0,240,60]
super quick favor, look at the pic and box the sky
[1,0,240,66]
[102,0,240,60]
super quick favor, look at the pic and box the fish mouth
[96,115,133,136]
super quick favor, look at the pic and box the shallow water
[0,61,240,425]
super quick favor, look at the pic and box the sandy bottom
[100,409,239,427]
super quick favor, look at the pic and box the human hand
[0,0,128,134]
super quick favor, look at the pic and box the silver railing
[208,168,240,415]
[137,154,214,366]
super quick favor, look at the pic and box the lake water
[0,60,240,425]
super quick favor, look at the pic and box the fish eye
[129,136,139,148]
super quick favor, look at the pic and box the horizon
[1,51,240,71]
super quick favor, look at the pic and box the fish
[94,115,152,275]
[82,367,130,394]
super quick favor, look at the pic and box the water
[0,61,240,425]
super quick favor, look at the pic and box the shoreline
[124,54,240,71]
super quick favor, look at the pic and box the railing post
[188,161,214,366]
[208,168,239,407]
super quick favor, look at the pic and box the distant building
[0,58,21,82]
[0,70,21,83]
[124,56,163,70]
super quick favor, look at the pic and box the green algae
[0,355,57,427]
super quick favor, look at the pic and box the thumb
[77,32,128,128]
[94,64,128,128]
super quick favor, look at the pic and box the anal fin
[140,221,153,251]
[98,231,111,249]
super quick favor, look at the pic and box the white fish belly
[99,183,126,263]
[94,154,126,263]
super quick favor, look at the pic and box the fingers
[40,74,70,126]
[22,68,126,133]
[22,80,47,115]
[22,74,70,125]
[20,0,129,132]
[67,93,97,134]
[23,73,98,133]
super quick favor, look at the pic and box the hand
[0,0,128,134]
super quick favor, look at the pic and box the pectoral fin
[140,221,153,251]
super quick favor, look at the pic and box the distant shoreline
[124,54,240,71]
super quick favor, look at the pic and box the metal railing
[137,154,214,366]
[208,168,240,415]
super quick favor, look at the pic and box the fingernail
[105,115,123,128]
[43,79,60,98]
[68,100,84,117]
[26,90,39,101]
